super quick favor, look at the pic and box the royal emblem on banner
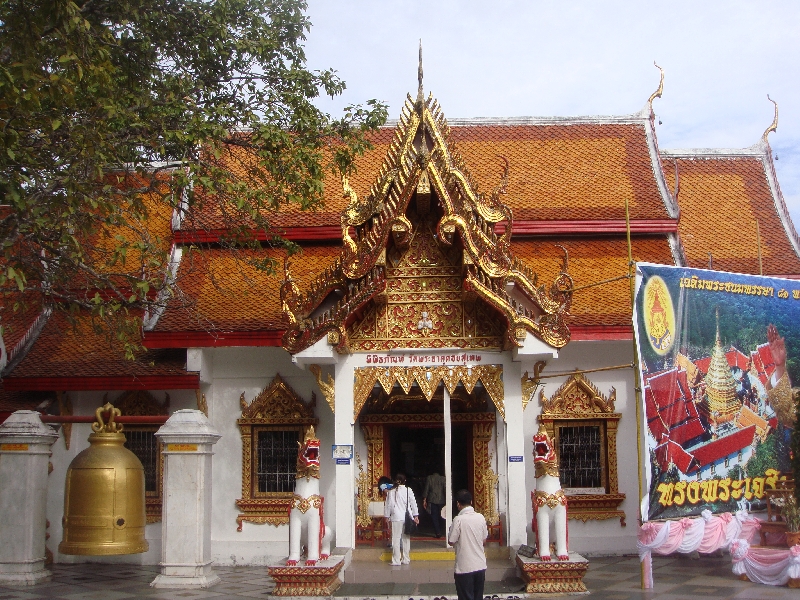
[643,276,675,355]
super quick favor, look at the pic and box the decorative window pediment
[538,372,626,526]
[236,374,317,530]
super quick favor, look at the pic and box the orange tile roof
[152,245,341,333]
[182,120,673,231]
[662,154,800,276]
[511,236,676,327]
[7,311,190,381]
[1,291,45,353]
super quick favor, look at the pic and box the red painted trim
[570,325,633,341]
[502,220,678,236]
[173,227,341,244]
[3,374,200,391]
[41,415,169,424]
[173,220,676,244]
[142,330,284,348]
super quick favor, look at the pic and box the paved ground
[0,554,797,599]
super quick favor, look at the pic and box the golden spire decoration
[417,39,424,106]
[762,94,778,142]
[648,61,664,108]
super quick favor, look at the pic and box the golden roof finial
[417,39,424,106]
[762,94,778,142]
[648,62,664,109]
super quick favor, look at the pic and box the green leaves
[0,0,386,357]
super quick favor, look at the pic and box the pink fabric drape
[637,511,763,589]
[730,540,800,586]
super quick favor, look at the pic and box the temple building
[2,65,799,566]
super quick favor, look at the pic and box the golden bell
[59,403,149,555]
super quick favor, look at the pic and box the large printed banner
[633,263,796,521]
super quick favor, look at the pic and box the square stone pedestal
[267,556,344,596]
[516,552,589,593]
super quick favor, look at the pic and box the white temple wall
[523,339,641,556]
[46,389,197,565]
[202,346,333,566]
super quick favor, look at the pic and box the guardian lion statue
[531,424,569,561]
[287,426,332,566]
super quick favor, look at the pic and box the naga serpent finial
[762,94,778,142]
[648,62,664,109]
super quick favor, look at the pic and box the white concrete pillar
[333,361,355,550]
[152,410,221,589]
[443,386,453,545]
[0,411,58,585]
[503,368,528,548]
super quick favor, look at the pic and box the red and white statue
[287,426,332,566]
[532,425,569,561]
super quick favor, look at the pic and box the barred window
[125,428,160,493]
[556,423,603,489]
[256,428,300,493]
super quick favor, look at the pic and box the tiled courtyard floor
[0,554,797,599]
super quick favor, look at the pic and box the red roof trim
[173,220,677,244]
[3,374,200,391]
[569,325,632,341]
[143,330,285,348]
[173,227,342,244]
[502,219,678,236]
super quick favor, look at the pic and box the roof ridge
[382,110,651,128]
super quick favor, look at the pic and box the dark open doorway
[387,423,470,537]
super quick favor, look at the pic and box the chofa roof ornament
[648,61,664,112]
[762,94,778,143]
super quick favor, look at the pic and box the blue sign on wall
[508,456,523,463]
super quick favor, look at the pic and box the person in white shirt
[448,489,488,600]
[383,473,419,566]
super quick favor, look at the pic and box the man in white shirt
[383,473,419,566]
[448,489,488,600]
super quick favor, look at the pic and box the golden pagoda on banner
[700,316,741,431]
[281,48,573,354]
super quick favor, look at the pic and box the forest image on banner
[633,263,796,521]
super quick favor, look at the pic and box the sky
[304,0,800,227]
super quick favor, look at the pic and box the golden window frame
[537,372,626,526]
[236,374,317,530]
[111,390,169,524]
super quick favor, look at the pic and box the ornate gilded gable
[238,374,316,425]
[348,211,506,350]
[539,371,617,418]
[110,390,169,416]
[281,65,573,354]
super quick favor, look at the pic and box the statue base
[267,556,344,596]
[515,552,589,593]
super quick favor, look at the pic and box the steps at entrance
[347,543,518,585]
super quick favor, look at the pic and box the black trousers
[454,569,485,600]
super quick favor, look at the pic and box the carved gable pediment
[110,390,169,416]
[281,68,574,355]
[539,371,618,418]
[238,374,316,425]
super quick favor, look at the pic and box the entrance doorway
[387,424,470,537]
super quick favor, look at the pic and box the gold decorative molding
[353,365,503,422]
[521,360,546,412]
[309,364,335,414]
[539,371,617,418]
[195,389,208,417]
[355,453,372,528]
[57,391,72,450]
[538,372,625,525]
[360,423,386,500]
[236,374,317,529]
